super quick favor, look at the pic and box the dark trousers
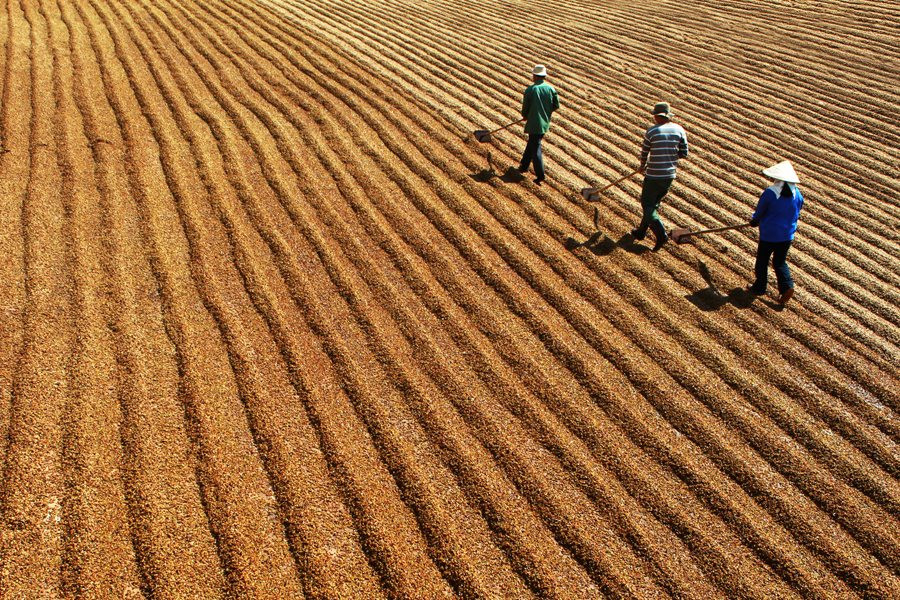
[750,240,793,294]
[518,134,545,180]
[635,177,673,238]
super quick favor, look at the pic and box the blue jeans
[750,240,793,294]
[518,134,544,180]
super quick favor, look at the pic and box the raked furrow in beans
[248,0,900,502]
[278,0,896,392]
[0,0,28,496]
[43,0,144,594]
[213,0,900,592]
[160,2,724,596]
[3,0,897,597]
[214,0,896,592]
[0,0,68,593]
[140,1,609,595]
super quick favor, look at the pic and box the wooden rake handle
[488,118,526,135]
[583,170,640,199]
[686,222,753,237]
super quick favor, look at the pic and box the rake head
[580,187,600,202]
[670,228,693,244]
[473,130,492,143]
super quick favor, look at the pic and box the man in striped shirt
[632,102,689,251]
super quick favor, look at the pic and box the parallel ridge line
[270,0,900,497]
[0,0,28,494]
[134,0,627,595]
[163,1,796,596]
[183,1,796,596]
[113,0,498,595]
[84,0,325,595]
[294,0,900,339]
[264,0,900,524]
[151,2,744,596]
[216,0,900,592]
[280,0,900,404]
[0,0,7,152]
[248,0,900,478]
[41,0,145,594]
[0,0,67,592]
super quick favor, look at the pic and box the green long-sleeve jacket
[521,80,559,134]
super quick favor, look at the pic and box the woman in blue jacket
[747,160,804,304]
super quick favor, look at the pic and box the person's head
[762,160,800,197]
[762,161,800,186]
[532,64,548,82]
[651,102,673,123]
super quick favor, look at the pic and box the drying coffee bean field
[0,0,897,597]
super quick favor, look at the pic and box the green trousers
[636,177,674,237]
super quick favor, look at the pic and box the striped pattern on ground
[0,0,897,597]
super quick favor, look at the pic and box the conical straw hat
[762,160,800,183]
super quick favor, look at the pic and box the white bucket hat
[532,64,548,77]
[762,160,800,183]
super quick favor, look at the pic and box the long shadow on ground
[468,165,526,184]
[684,259,776,311]
[686,286,757,311]
[565,232,651,256]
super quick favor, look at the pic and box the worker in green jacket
[517,65,559,185]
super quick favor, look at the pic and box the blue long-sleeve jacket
[752,185,804,242]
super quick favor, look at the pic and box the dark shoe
[778,288,794,304]
[649,221,668,251]
[516,166,528,174]
[630,228,646,241]
[652,230,668,251]
[533,177,544,185]
[746,285,765,296]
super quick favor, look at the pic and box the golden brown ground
[0,0,897,597]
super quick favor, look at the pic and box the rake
[473,118,525,143]
[580,170,639,201]
[670,222,752,244]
